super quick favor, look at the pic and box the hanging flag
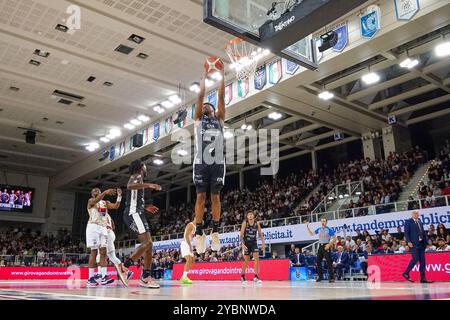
[191,103,196,119]
[394,0,419,21]
[332,22,348,52]
[360,5,381,39]
[225,83,233,106]
[164,115,173,134]
[109,145,115,161]
[285,60,300,75]
[153,122,160,142]
[142,127,149,145]
[118,140,126,157]
[268,59,282,85]
[237,78,249,98]
[254,64,267,90]
[207,90,218,110]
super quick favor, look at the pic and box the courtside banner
[0,266,142,280]
[153,206,450,251]
[172,259,290,281]
[368,252,450,282]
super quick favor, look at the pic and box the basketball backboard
[204,0,369,70]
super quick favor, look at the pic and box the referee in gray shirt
[307,218,336,283]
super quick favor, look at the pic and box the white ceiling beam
[0,135,85,154]
[391,94,450,116]
[0,149,72,163]
[369,83,437,110]
[407,108,450,125]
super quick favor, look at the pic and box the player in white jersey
[180,220,197,285]
[96,212,134,286]
[86,187,120,287]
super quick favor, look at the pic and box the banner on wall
[153,122,160,142]
[152,206,450,251]
[394,0,420,21]
[254,64,267,90]
[268,59,283,85]
[285,60,300,75]
[332,22,348,52]
[361,5,381,39]
[369,252,450,282]
[224,83,233,106]
[172,259,290,281]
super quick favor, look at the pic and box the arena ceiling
[0,0,449,194]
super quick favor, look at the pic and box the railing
[116,195,450,249]
[0,253,90,267]
[312,181,364,214]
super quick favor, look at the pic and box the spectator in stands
[290,247,306,267]
[425,239,436,252]
[436,224,448,241]
[287,244,296,260]
[378,243,394,254]
[359,245,374,276]
[333,245,350,280]
[436,238,450,252]
[271,251,279,260]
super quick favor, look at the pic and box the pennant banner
[254,64,267,90]
[361,6,381,39]
[285,60,300,75]
[153,122,160,142]
[268,59,283,85]
[332,22,348,52]
[237,79,249,98]
[225,83,233,106]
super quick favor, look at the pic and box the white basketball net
[225,39,259,81]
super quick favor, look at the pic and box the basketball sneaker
[101,275,115,285]
[94,274,102,281]
[180,276,193,285]
[211,232,221,252]
[253,275,262,284]
[127,270,134,281]
[115,264,129,287]
[195,233,206,254]
[241,275,247,285]
[87,277,99,287]
[140,276,160,289]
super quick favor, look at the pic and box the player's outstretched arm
[195,69,208,121]
[217,62,225,123]
[306,222,315,237]
[107,188,122,210]
[127,174,162,191]
[88,189,115,208]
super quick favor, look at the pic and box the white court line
[0,288,125,300]
[0,281,47,284]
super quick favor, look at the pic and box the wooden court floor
[0,280,449,300]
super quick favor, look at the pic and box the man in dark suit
[403,210,432,283]
[290,247,306,267]
[333,245,350,280]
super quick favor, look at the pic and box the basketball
[204,56,224,74]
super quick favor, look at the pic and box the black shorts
[193,163,225,194]
[243,242,259,256]
[123,209,150,235]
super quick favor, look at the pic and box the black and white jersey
[244,222,258,244]
[124,174,145,215]
[194,114,224,165]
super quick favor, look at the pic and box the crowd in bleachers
[0,227,87,267]
[298,146,427,217]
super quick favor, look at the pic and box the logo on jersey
[332,22,348,52]
[225,83,233,106]
[237,79,249,98]
[118,140,126,156]
[254,64,267,90]
[109,145,115,161]
[285,59,300,75]
[269,59,283,85]
[153,122,160,142]
[165,116,173,134]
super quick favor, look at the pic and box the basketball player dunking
[240,211,265,284]
[123,159,162,288]
[193,59,226,254]
[86,188,119,287]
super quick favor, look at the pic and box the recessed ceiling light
[268,112,283,120]
[318,91,334,100]
[168,95,182,104]
[435,41,450,57]
[34,49,50,58]
[55,24,68,32]
[153,159,164,166]
[138,115,150,122]
[189,82,200,93]
[100,137,110,143]
[103,81,113,87]
[124,123,135,130]
[29,60,41,66]
[161,100,175,109]
[128,34,145,44]
[42,117,49,121]
[153,105,164,114]
[362,72,380,85]
[130,119,142,126]
[137,53,149,59]
[224,131,234,140]
[399,57,419,69]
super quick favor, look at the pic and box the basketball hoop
[225,38,262,81]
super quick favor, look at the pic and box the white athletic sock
[89,268,95,279]
[183,271,188,278]
[100,267,107,278]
